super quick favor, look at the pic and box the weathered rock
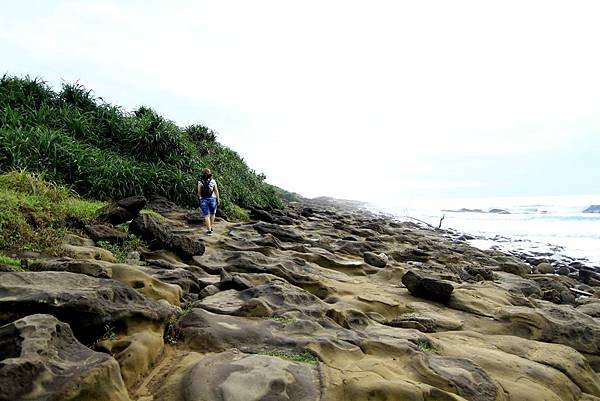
[254,221,304,243]
[402,270,454,304]
[537,262,555,274]
[29,257,112,278]
[145,194,179,214]
[249,207,274,223]
[0,314,130,401]
[0,271,174,344]
[85,224,128,243]
[500,260,531,277]
[129,213,205,259]
[557,266,571,276]
[363,251,388,268]
[391,247,430,262]
[61,234,116,262]
[156,351,320,401]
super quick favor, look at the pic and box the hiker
[198,168,220,235]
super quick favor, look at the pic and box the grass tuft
[261,350,320,365]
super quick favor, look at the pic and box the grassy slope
[0,171,104,254]
[0,75,282,217]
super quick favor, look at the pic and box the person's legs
[200,198,212,233]
[207,198,217,232]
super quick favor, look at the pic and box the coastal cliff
[1,196,600,401]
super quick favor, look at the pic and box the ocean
[372,194,600,267]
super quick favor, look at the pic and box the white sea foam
[372,194,600,266]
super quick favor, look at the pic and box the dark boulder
[0,314,130,401]
[363,252,388,268]
[146,195,179,214]
[249,207,274,223]
[96,196,146,225]
[401,270,454,304]
[85,224,128,244]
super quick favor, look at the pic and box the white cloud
[2,0,599,200]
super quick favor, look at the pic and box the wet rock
[0,314,130,401]
[363,251,388,268]
[85,224,128,244]
[401,270,454,304]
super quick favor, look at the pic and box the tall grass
[0,75,281,214]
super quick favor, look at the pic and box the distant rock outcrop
[583,205,600,213]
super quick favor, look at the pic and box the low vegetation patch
[0,75,282,217]
[262,350,320,365]
[0,170,104,254]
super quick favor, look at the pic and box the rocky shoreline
[1,196,600,400]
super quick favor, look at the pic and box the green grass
[0,75,283,217]
[0,254,23,271]
[261,350,320,365]
[263,316,294,324]
[0,170,105,254]
[416,340,437,353]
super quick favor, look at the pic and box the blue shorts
[200,197,217,216]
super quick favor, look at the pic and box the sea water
[372,194,600,266]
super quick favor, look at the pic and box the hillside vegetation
[0,75,282,217]
[0,170,104,255]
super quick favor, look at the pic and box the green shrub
[0,75,282,214]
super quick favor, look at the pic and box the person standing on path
[198,168,220,236]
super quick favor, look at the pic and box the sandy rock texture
[1,197,600,400]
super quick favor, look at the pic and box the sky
[2,0,600,206]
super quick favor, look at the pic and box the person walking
[198,168,220,235]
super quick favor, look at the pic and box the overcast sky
[2,0,599,205]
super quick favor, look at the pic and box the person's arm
[197,181,201,198]
[214,183,220,204]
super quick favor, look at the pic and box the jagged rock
[401,270,454,304]
[129,213,205,259]
[363,251,388,268]
[0,271,174,344]
[500,260,530,277]
[29,257,112,278]
[392,247,430,262]
[254,221,304,243]
[84,224,128,243]
[199,284,220,298]
[249,207,274,223]
[301,207,314,217]
[96,196,146,225]
[537,262,555,274]
[0,314,130,401]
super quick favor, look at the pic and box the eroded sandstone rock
[0,314,130,401]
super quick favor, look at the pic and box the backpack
[200,177,214,198]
